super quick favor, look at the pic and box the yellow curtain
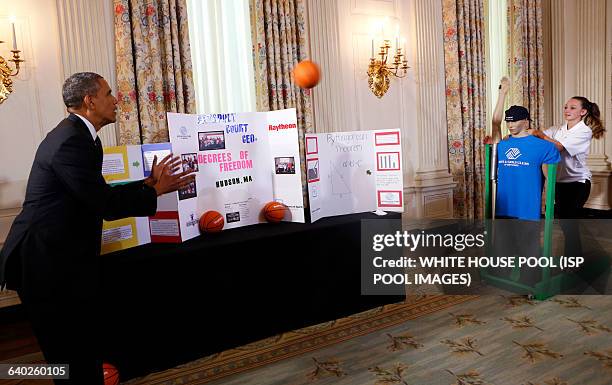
[250,0,314,202]
[114,0,196,144]
[507,0,544,130]
[443,0,488,219]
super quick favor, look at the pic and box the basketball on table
[199,210,224,233]
[263,201,288,223]
[292,60,320,89]
[103,362,119,385]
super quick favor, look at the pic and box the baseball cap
[504,105,531,122]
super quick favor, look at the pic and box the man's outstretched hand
[154,168,195,196]
[145,154,181,185]
[145,154,196,196]
[153,154,181,182]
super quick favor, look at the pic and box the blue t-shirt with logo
[496,136,560,220]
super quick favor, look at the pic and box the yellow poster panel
[102,146,130,182]
[101,217,139,254]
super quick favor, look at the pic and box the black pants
[555,181,591,219]
[7,242,105,385]
[555,181,591,262]
[17,295,105,385]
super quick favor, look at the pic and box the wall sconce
[367,37,408,98]
[0,17,25,104]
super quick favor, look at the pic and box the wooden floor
[0,306,41,363]
[0,306,51,385]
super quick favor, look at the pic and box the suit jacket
[0,114,157,300]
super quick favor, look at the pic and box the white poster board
[306,129,403,222]
[167,108,305,241]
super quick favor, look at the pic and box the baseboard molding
[584,208,612,219]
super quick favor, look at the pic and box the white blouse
[544,120,592,183]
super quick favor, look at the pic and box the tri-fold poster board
[305,129,404,222]
[100,108,403,254]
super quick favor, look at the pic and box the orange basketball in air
[292,60,321,89]
[199,210,224,233]
[103,362,119,385]
[263,201,288,223]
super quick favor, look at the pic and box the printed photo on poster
[178,180,197,200]
[275,157,295,174]
[307,158,319,182]
[181,153,199,172]
[226,212,240,223]
[198,131,226,151]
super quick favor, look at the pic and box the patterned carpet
[125,295,477,384]
[127,295,612,385]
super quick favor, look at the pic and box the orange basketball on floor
[292,60,320,89]
[199,210,224,233]
[103,362,119,385]
[263,201,288,223]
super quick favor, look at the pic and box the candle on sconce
[371,38,374,57]
[11,23,17,50]
[10,16,17,50]
[395,25,400,51]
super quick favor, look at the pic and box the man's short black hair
[62,72,103,108]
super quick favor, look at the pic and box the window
[186,0,257,114]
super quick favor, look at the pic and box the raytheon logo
[505,148,521,160]
[268,123,297,131]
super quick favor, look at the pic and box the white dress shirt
[544,120,592,183]
[73,113,98,142]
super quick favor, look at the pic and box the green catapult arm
[542,163,557,284]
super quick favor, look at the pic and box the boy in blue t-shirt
[489,78,560,289]
[491,78,561,220]
[495,105,561,220]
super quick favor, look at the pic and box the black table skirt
[101,212,404,380]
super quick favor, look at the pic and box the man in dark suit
[0,72,194,384]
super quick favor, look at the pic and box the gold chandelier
[1,18,25,104]
[367,37,408,99]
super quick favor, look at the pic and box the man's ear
[83,94,94,110]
